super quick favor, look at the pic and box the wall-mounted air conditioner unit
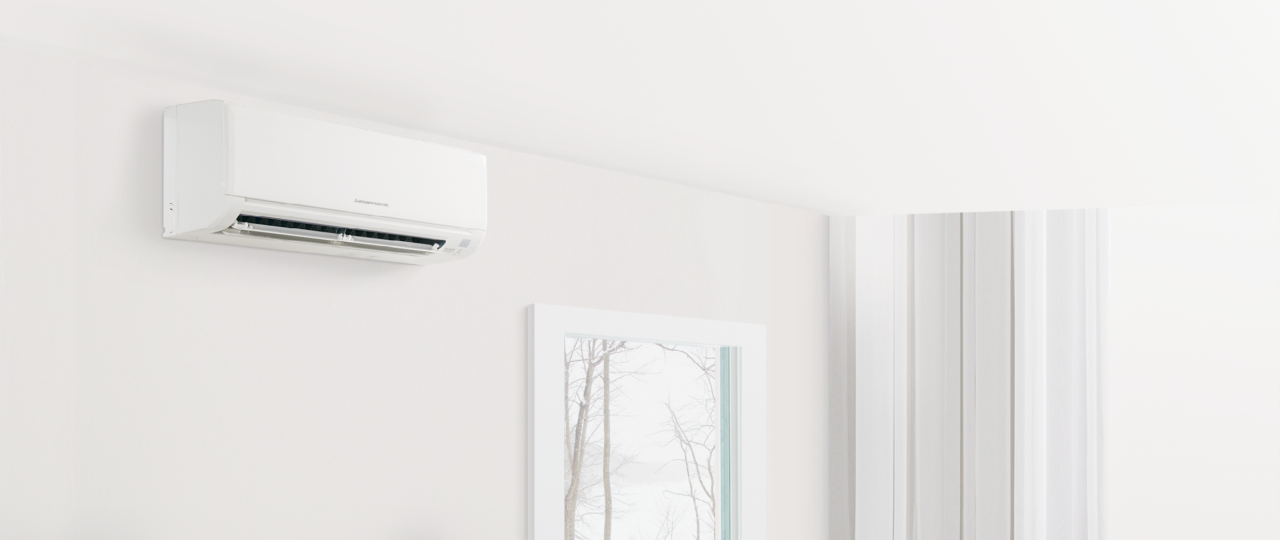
[163,100,486,265]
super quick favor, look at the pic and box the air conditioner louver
[221,215,446,256]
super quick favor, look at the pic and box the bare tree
[566,338,642,540]
[658,345,721,540]
[602,348,613,540]
[567,339,610,540]
[651,497,684,540]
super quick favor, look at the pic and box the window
[529,305,766,540]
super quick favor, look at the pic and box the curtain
[829,211,1108,540]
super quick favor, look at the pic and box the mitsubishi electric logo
[354,199,389,207]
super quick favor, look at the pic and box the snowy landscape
[564,338,725,540]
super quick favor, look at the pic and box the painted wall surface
[0,45,829,540]
[1108,205,1280,538]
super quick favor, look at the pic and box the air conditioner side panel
[163,107,177,234]
[227,105,487,231]
[166,100,239,236]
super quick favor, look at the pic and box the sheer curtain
[829,211,1108,540]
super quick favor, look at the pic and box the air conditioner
[163,100,486,265]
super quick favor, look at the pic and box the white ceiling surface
[2,1,1278,215]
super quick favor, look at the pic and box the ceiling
[2,1,1278,214]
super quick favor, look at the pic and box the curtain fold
[830,211,1108,540]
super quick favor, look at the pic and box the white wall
[1107,205,1280,538]
[0,44,829,540]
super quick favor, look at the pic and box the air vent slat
[223,214,447,255]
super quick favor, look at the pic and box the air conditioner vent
[221,215,448,256]
[234,215,445,248]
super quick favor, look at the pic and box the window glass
[563,338,735,540]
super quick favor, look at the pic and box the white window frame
[528,304,767,540]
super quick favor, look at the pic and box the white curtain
[829,211,1108,540]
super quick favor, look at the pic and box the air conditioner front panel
[227,105,487,230]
